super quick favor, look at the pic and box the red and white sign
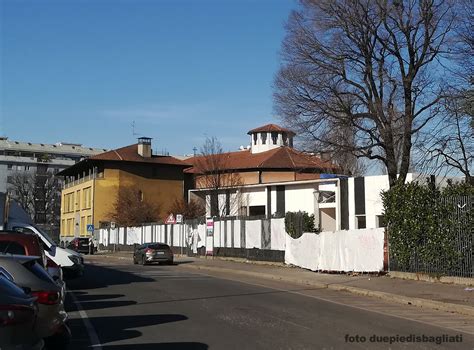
[165,213,176,224]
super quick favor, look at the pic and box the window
[7,164,13,170]
[282,133,288,146]
[271,132,278,145]
[261,133,267,145]
[249,205,265,216]
[356,216,366,229]
[377,215,386,228]
[253,133,258,145]
[0,241,26,255]
[76,190,81,211]
[82,187,92,209]
[81,216,86,236]
[12,226,34,234]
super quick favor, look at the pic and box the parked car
[0,231,66,300]
[67,237,94,255]
[133,243,174,265]
[0,231,47,267]
[0,231,58,277]
[0,255,70,348]
[9,225,84,278]
[0,268,44,350]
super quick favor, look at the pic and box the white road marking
[69,291,103,349]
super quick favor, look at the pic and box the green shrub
[285,211,319,238]
[382,182,472,274]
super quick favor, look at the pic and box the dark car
[67,237,94,254]
[133,243,174,265]
[0,268,44,350]
[0,255,70,348]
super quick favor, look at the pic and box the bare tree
[109,186,161,227]
[302,120,367,176]
[416,92,473,184]
[194,137,244,217]
[7,172,35,218]
[7,170,62,227]
[274,0,458,187]
[168,198,206,220]
[414,0,473,182]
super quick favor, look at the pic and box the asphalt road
[65,257,474,349]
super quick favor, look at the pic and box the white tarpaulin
[285,228,385,272]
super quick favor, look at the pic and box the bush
[382,182,472,274]
[285,211,318,238]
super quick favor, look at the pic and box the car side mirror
[22,286,32,295]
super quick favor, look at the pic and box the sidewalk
[93,251,474,316]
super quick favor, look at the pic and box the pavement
[94,251,474,317]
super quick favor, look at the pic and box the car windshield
[34,227,56,247]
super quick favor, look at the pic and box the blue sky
[0,0,295,155]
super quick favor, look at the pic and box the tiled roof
[247,124,296,136]
[185,147,338,174]
[89,144,191,166]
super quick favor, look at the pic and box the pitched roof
[247,124,296,136]
[89,144,191,166]
[185,146,339,174]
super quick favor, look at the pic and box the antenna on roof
[131,120,141,137]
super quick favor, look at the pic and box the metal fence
[389,195,473,278]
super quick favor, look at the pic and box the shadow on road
[101,342,208,350]
[67,263,154,290]
[68,314,188,345]
[75,293,125,302]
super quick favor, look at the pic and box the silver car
[0,255,70,348]
[133,243,174,265]
[0,268,44,350]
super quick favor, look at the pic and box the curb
[180,264,474,317]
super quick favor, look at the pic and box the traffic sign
[176,214,183,223]
[87,224,94,232]
[165,213,176,224]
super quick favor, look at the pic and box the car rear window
[0,241,26,255]
[148,244,169,250]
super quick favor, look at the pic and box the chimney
[137,137,152,158]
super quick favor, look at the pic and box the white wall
[285,228,385,272]
[245,219,261,248]
[364,175,390,229]
[270,218,286,251]
[245,187,266,208]
[285,185,315,213]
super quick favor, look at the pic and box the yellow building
[57,137,190,244]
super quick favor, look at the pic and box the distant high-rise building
[0,137,107,237]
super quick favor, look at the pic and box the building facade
[0,137,107,238]
[57,138,190,244]
[186,124,342,219]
